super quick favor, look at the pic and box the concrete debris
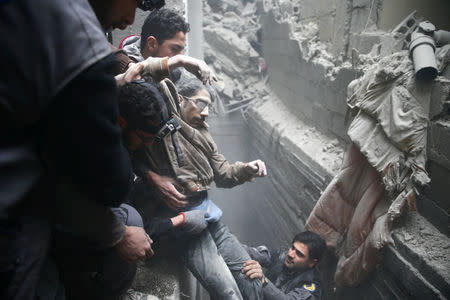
[393,212,450,287]
[203,0,265,104]
[248,95,344,175]
[206,0,242,14]
[204,26,259,70]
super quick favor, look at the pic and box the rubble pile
[203,0,270,105]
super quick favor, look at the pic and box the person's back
[0,1,135,298]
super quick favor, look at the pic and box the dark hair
[118,79,165,133]
[292,231,326,261]
[175,71,219,104]
[140,9,190,50]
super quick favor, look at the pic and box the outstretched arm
[115,54,217,86]
[244,159,268,178]
[167,54,217,84]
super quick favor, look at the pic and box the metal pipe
[409,30,438,81]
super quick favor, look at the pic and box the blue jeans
[173,220,262,300]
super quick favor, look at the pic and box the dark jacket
[0,1,132,298]
[246,246,322,300]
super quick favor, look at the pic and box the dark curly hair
[118,79,165,134]
[292,231,327,261]
[140,8,190,50]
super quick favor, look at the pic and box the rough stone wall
[261,10,357,142]
[421,64,450,236]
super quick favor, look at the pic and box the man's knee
[234,271,263,300]
[111,203,143,227]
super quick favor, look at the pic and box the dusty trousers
[173,220,262,300]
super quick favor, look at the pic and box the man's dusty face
[180,88,211,128]
[103,0,137,30]
[152,31,186,58]
[284,241,317,271]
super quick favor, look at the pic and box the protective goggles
[137,0,165,11]
[182,95,210,113]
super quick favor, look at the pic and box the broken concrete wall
[421,60,450,236]
[261,9,357,142]
[201,0,450,298]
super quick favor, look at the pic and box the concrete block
[349,32,382,55]
[283,73,304,95]
[293,77,309,101]
[269,54,298,74]
[391,212,450,297]
[308,61,328,84]
[331,66,359,91]
[261,12,290,40]
[305,80,323,103]
[416,194,449,236]
[350,5,374,34]
[288,39,302,57]
[329,111,348,141]
[427,119,450,170]
[429,77,450,119]
[380,34,405,56]
[264,39,300,57]
[322,86,348,115]
[383,246,445,299]
[292,95,314,120]
[263,39,289,56]
[204,26,258,68]
[423,160,450,212]
[293,56,310,78]
[353,0,371,7]
[310,102,330,131]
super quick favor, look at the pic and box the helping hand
[147,171,187,210]
[115,226,154,263]
[168,55,217,85]
[114,62,143,87]
[242,260,265,281]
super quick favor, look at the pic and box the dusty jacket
[246,245,322,300]
[140,79,252,197]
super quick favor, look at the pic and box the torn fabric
[306,47,450,286]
